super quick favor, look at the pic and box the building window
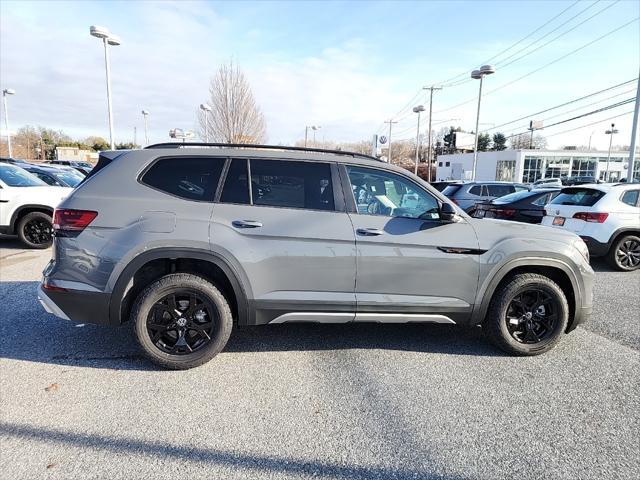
[438,162,443,167]
[572,157,597,177]
[545,156,571,179]
[523,156,543,183]
[445,161,450,167]
[496,160,515,181]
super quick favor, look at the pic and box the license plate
[553,216,565,226]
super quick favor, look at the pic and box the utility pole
[133,126,137,147]
[384,119,397,163]
[424,86,441,182]
[627,73,640,182]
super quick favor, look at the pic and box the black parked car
[473,188,560,224]
[19,164,85,187]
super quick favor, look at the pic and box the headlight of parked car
[573,239,589,263]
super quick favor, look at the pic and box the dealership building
[435,149,640,183]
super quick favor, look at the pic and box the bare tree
[510,132,547,150]
[198,61,267,144]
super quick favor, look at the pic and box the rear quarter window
[620,190,639,207]
[551,188,605,207]
[141,157,225,201]
[442,184,462,197]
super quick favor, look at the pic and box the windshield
[0,164,47,187]
[53,169,84,186]
[551,188,605,207]
[493,190,538,204]
[442,184,463,197]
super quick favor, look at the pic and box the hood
[469,217,579,250]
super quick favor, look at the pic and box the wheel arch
[10,204,54,232]
[108,248,251,327]
[607,227,640,250]
[473,257,581,332]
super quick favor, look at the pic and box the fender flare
[471,256,582,325]
[108,247,251,326]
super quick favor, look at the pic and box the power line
[505,98,636,139]
[484,78,638,132]
[433,18,639,115]
[437,0,582,86]
[544,110,634,138]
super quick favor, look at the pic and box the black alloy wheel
[146,290,217,355]
[505,289,558,344]
[24,218,52,245]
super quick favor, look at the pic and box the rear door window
[141,157,224,201]
[468,185,482,196]
[249,159,334,211]
[550,188,605,207]
[487,184,513,197]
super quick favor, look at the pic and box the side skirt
[268,312,456,324]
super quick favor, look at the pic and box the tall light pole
[90,25,121,150]
[304,125,320,147]
[141,110,150,146]
[2,88,15,158]
[412,105,425,175]
[627,73,640,182]
[384,119,398,163]
[199,104,211,142]
[471,65,496,181]
[423,86,441,182]
[605,123,619,182]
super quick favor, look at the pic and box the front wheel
[17,211,53,249]
[483,273,569,356]
[607,234,640,271]
[132,273,233,370]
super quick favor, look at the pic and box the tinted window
[493,190,538,204]
[468,185,482,196]
[621,190,639,206]
[551,188,605,207]
[141,157,224,201]
[0,164,46,186]
[488,185,514,197]
[347,166,439,220]
[221,159,250,204]
[33,172,60,186]
[250,159,334,211]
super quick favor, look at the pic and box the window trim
[216,156,345,213]
[138,155,228,203]
[339,163,443,221]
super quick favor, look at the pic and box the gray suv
[442,181,530,213]
[38,144,594,369]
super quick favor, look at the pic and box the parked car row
[0,160,92,247]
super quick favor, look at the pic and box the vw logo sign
[379,136,387,144]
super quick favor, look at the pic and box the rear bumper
[38,283,111,325]
[580,236,609,257]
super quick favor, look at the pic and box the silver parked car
[442,181,530,212]
[38,144,594,369]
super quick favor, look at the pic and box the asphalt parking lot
[0,238,638,480]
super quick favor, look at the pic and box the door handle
[232,220,263,229]
[357,228,384,236]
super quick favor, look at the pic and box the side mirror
[440,203,459,222]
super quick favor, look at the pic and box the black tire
[17,211,53,249]
[607,234,640,271]
[132,273,233,370]
[483,273,569,356]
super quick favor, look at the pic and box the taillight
[573,212,608,223]
[493,208,516,217]
[53,209,98,232]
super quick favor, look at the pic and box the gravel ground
[1,238,639,480]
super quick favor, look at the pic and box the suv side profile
[38,144,594,369]
[442,181,529,213]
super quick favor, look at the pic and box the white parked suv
[532,178,563,189]
[0,163,72,248]
[542,183,640,271]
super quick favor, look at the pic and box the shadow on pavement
[0,421,469,480]
[0,235,29,252]
[0,281,503,371]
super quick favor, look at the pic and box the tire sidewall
[610,235,640,272]
[18,212,53,249]
[492,277,569,355]
[133,274,232,369]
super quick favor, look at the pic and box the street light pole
[90,26,121,150]
[141,110,150,146]
[384,119,398,163]
[412,105,425,175]
[605,123,619,182]
[471,65,495,181]
[2,88,15,158]
[424,86,441,182]
[627,73,640,182]
[199,104,211,142]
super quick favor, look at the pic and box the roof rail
[144,142,382,162]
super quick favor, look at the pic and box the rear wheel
[17,211,53,249]
[132,273,233,370]
[484,273,568,356]
[607,234,640,271]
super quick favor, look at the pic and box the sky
[0,0,638,151]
